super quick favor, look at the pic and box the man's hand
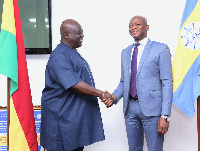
[100,91,116,108]
[157,117,169,134]
[100,92,113,107]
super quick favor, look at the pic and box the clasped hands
[100,91,116,108]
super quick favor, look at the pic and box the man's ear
[65,32,70,39]
[146,25,149,31]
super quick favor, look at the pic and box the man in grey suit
[104,16,173,151]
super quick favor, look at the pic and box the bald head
[60,19,79,34]
[130,15,148,26]
[60,19,84,49]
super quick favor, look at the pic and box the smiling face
[60,19,84,49]
[129,16,149,42]
[67,24,84,49]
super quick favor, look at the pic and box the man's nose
[132,24,137,29]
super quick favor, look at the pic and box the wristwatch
[161,115,170,122]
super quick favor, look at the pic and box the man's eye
[77,31,83,35]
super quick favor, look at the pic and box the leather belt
[129,95,138,100]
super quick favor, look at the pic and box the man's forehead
[131,17,144,22]
[64,23,82,31]
[70,25,82,32]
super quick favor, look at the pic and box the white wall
[0,0,198,150]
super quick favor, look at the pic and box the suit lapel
[137,39,152,76]
[125,45,133,94]
[126,45,133,74]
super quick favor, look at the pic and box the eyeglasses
[67,30,83,36]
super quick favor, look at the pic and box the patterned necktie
[130,42,140,98]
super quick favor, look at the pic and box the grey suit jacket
[113,39,173,116]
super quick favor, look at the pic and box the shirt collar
[133,37,148,47]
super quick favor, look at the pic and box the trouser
[125,99,164,151]
[50,126,84,151]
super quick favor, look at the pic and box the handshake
[100,91,116,108]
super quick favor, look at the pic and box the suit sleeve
[160,44,173,115]
[113,51,125,104]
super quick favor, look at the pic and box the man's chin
[131,34,138,39]
[77,44,82,48]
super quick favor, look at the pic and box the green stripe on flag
[0,28,18,96]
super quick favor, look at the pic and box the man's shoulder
[52,43,69,53]
[121,44,133,53]
[150,41,170,55]
[50,43,73,58]
[124,44,133,50]
[151,40,168,47]
[47,43,72,64]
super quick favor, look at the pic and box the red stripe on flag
[12,0,38,150]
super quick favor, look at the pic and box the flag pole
[198,96,200,151]
[7,77,10,151]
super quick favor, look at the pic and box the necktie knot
[134,42,140,48]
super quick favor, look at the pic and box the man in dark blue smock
[40,19,114,151]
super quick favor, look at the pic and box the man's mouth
[132,30,138,34]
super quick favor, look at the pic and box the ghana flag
[0,0,38,150]
[172,0,200,117]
